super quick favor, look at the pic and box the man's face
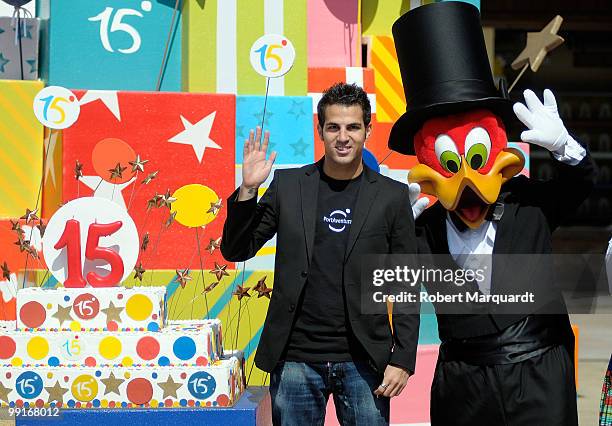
[317,104,371,167]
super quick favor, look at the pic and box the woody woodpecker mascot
[389,3,596,425]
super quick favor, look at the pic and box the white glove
[513,89,570,153]
[409,182,429,220]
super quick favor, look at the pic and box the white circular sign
[249,34,296,78]
[42,197,139,287]
[33,86,80,129]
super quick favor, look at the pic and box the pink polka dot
[180,373,186,379]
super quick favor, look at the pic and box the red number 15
[54,220,124,287]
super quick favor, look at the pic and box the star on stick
[10,219,21,231]
[1,262,10,280]
[36,219,46,238]
[133,263,146,281]
[20,208,39,224]
[141,232,150,251]
[102,301,124,323]
[233,285,251,301]
[253,276,273,299]
[205,237,221,255]
[207,199,222,215]
[210,262,230,281]
[15,238,30,253]
[52,304,73,326]
[511,16,564,72]
[26,245,39,259]
[45,381,68,403]
[101,372,124,395]
[157,375,182,398]
[108,162,127,180]
[128,155,148,173]
[160,189,177,209]
[164,211,177,228]
[142,170,159,184]
[175,269,192,289]
[146,193,162,211]
[74,160,83,180]
[203,281,219,293]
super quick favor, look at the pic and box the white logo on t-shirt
[323,209,352,233]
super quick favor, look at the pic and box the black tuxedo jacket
[221,161,420,374]
[416,146,597,354]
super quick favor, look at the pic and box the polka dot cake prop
[0,351,245,409]
[16,287,166,332]
[0,320,223,368]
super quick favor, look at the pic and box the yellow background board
[0,79,44,218]
[38,268,274,386]
[41,128,63,219]
[369,36,406,123]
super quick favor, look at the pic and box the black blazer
[221,162,420,374]
[416,146,597,354]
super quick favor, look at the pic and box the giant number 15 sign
[42,197,139,287]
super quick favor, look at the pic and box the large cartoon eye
[435,134,461,173]
[464,127,491,170]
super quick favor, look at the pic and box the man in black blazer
[221,83,419,426]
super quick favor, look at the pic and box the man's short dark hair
[317,83,371,127]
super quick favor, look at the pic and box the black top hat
[388,1,513,155]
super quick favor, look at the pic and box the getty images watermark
[370,265,535,305]
[359,254,612,315]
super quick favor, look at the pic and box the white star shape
[80,176,136,210]
[168,112,221,163]
[79,90,121,121]
[44,130,59,187]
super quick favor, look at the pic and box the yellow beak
[409,148,525,228]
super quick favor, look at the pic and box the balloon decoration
[171,184,220,228]
[92,138,137,184]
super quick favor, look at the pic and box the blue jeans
[270,361,390,426]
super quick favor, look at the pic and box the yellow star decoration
[45,381,68,403]
[52,304,73,326]
[157,375,183,398]
[102,301,124,323]
[511,15,564,72]
[101,372,124,395]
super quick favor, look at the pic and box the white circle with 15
[42,197,139,287]
[249,34,296,78]
[33,86,80,129]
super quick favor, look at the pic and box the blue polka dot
[93,399,100,407]
[64,296,70,302]
[158,356,170,366]
[179,399,187,407]
[68,400,75,408]
[95,371,101,377]
[195,401,200,407]
[9,402,15,408]
[24,402,30,408]
[147,322,159,332]
[152,373,157,379]
[121,402,127,408]
[48,357,60,366]
[173,337,196,360]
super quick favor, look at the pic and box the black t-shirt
[284,168,367,362]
